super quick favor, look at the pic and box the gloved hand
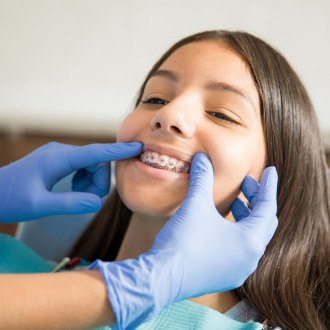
[91,153,278,330]
[0,141,142,222]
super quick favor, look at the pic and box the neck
[115,212,238,314]
[115,212,165,260]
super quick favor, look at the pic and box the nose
[150,98,196,138]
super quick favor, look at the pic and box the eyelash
[142,97,168,105]
[207,112,239,125]
[142,97,239,125]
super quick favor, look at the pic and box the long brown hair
[70,30,330,329]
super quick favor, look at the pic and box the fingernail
[192,153,212,173]
[126,141,143,148]
[264,166,277,187]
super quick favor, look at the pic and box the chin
[115,158,188,219]
[117,182,184,220]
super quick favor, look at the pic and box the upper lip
[142,142,193,164]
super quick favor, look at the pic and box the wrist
[89,251,182,330]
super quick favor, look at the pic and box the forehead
[152,40,260,110]
[160,40,247,71]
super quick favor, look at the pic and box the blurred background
[0,0,329,234]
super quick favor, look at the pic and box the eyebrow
[148,69,256,111]
[149,69,178,82]
[205,80,255,110]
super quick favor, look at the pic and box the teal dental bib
[100,300,263,330]
[0,234,263,329]
[0,233,53,273]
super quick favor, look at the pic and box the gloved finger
[72,163,110,197]
[265,216,278,245]
[238,167,278,234]
[85,163,110,197]
[241,175,259,209]
[36,141,70,153]
[161,153,214,235]
[40,192,103,216]
[230,198,251,221]
[182,153,214,204]
[44,142,142,187]
[67,142,143,170]
[251,166,278,218]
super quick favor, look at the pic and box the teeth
[139,151,190,173]
[167,158,177,169]
[157,155,169,167]
[149,152,159,163]
[175,161,184,172]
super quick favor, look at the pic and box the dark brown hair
[71,30,330,329]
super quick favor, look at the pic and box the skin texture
[115,40,267,312]
[116,40,266,219]
[0,41,267,328]
[0,271,114,329]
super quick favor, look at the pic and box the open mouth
[139,151,191,174]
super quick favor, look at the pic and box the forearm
[0,270,115,330]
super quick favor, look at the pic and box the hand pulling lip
[142,142,193,164]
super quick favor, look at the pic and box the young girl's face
[115,40,266,220]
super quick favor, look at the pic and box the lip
[142,142,193,164]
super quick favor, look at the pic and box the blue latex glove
[0,141,142,222]
[91,153,278,329]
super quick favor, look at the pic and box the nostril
[153,121,183,135]
[171,126,182,134]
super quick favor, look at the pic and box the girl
[71,30,330,329]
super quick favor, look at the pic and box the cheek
[116,112,144,142]
[210,139,259,214]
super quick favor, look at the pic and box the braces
[140,152,190,173]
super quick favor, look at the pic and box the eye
[142,97,168,105]
[207,111,239,125]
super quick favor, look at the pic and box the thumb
[250,166,278,220]
[155,153,214,245]
[184,153,214,204]
[40,192,103,216]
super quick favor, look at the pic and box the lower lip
[133,158,190,180]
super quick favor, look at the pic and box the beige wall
[0,0,329,148]
[0,1,329,235]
